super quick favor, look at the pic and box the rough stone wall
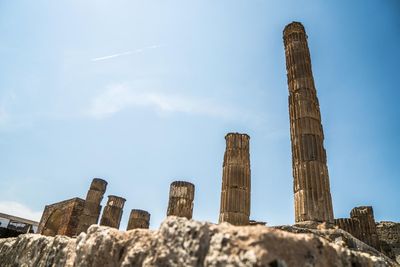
[167,181,195,219]
[334,218,362,240]
[76,178,107,234]
[283,21,334,224]
[350,206,381,250]
[219,133,251,226]
[37,198,85,237]
[127,209,150,230]
[100,195,126,229]
[0,217,396,267]
[376,221,400,264]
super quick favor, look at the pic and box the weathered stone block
[283,21,334,224]
[376,221,400,264]
[37,198,85,237]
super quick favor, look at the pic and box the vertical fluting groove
[283,22,334,223]
[99,195,126,229]
[334,218,362,241]
[219,133,251,225]
[350,206,381,250]
[167,181,195,219]
[127,209,150,230]
[76,178,108,234]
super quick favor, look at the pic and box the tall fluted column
[100,195,126,229]
[283,22,334,223]
[167,181,195,219]
[127,209,150,230]
[218,133,251,225]
[76,178,107,234]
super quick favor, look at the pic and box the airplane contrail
[91,44,163,62]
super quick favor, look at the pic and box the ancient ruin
[127,209,150,230]
[334,217,362,241]
[76,178,107,234]
[1,217,397,266]
[1,21,399,267]
[283,21,334,224]
[218,133,251,226]
[351,206,381,250]
[37,178,128,236]
[100,195,126,229]
[377,221,400,263]
[37,198,85,237]
[167,181,195,219]
[334,206,381,250]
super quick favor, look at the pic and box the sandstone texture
[37,197,85,237]
[283,21,334,224]
[377,221,400,264]
[219,133,251,226]
[0,217,396,267]
[100,195,126,229]
[167,181,195,219]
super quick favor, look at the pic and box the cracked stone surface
[0,217,396,266]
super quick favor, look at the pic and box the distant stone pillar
[350,206,381,250]
[127,209,150,230]
[76,178,107,234]
[283,21,334,224]
[167,181,195,219]
[100,195,126,229]
[218,133,251,226]
[334,218,362,240]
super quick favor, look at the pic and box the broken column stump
[76,178,107,234]
[350,206,381,250]
[100,195,126,229]
[127,209,150,230]
[167,181,195,219]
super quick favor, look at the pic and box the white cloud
[0,201,42,222]
[87,84,241,120]
[91,44,164,62]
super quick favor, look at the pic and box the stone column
[350,206,381,250]
[218,133,251,226]
[76,178,107,234]
[334,218,362,240]
[283,21,334,224]
[167,181,195,219]
[100,195,126,229]
[127,209,150,230]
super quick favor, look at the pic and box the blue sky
[0,1,399,229]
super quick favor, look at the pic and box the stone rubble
[0,217,396,267]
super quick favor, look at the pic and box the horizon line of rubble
[36,21,389,253]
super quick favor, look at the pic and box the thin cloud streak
[87,84,249,121]
[91,44,164,62]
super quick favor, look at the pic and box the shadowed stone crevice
[268,259,287,267]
